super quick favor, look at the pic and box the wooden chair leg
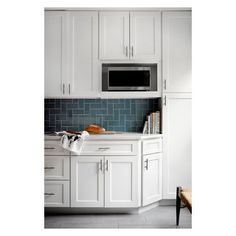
[176,186,182,226]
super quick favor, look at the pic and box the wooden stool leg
[176,186,182,226]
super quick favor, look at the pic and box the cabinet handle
[45,147,55,150]
[100,159,103,171]
[44,193,55,196]
[163,95,167,106]
[164,79,167,90]
[63,84,65,94]
[131,46,134,57]
[145,159,149,170]
[98,147,110,151]
[44,167,55,170]
[125,46,128,57]
[69,83,71,94]
[106,160,109,171]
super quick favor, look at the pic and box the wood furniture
[176,186,192,226]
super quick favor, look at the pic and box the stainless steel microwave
[102,64,155,91]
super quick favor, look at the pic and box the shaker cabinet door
[162,11,192,92]
[99,11,129,60]
[104,156,139,207]
[162,93,192,199]
[71,156,104,207]
[45,11,67,97]
[68,11,99,97]
[130,11,161,60]
[142,153,162,206]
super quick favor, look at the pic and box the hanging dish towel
[59,131,89,154]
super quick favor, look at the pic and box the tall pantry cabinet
[162,11,192,199]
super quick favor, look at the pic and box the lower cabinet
[105,156,139,207]
[44,181,70,207]
[71,156,104,207]
[142,153,162,206]
[71,155,139,208]
[162,93,192,199]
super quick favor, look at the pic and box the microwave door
[108,67,151,91]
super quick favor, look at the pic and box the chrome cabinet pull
[106,160,109,171]
[164,79,167,90]
[145,159,149,170]
[44,193,55,196]
[98,147,110,151]
[69,83,71,94]
[44,167,55,170]
[45,147,55,150]
[131,46,134,57]
[63,84,65,94]
[125,46,128,57]
[163,95,167,106]
[100,159,103,171]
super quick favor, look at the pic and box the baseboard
[45,202,161,215]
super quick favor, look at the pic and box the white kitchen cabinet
[99,11,129,60]
[162,93,192,199]
[130,12,161,60]
[68,11,99,97]
[99,11,161,61]
[44,11,99,98]
[142,153,162,206]
[45,181,70,207]
[105,156,139,207]
[45,11,68,97]
[162,11,192,92]
[44,155,70,180]
[71,155,139,208]
[71,156,104,207]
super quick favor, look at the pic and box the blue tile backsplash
[45,99,160,133]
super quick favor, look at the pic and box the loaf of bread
[84,124,105,134]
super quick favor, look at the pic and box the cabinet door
[71,156,104,207]
[68,12,99,97]
[130,11,161,60]
[142,153,162,206]
[99,11,129,60]
[104,156,139,207]
[162,93,192,199]
[162,11,192,92]
[45,11,67,97]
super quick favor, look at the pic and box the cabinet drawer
[44,181,70,207]
[44,140,69,155]
[44,156,70,180]
[74,141,139,156]
[143,138,162,155]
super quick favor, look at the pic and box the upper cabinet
[162,11,192,93]
[68,11,99,97]
[45,11,67,97]
[99,12,129,60]
[45,11,99,98]
[99,11,161,61]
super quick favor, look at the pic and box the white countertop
[45,132,162,141]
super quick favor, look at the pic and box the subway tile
[44,98,161,132]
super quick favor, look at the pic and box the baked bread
[84,124,105,134]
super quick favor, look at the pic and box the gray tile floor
[45,206,192,228]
